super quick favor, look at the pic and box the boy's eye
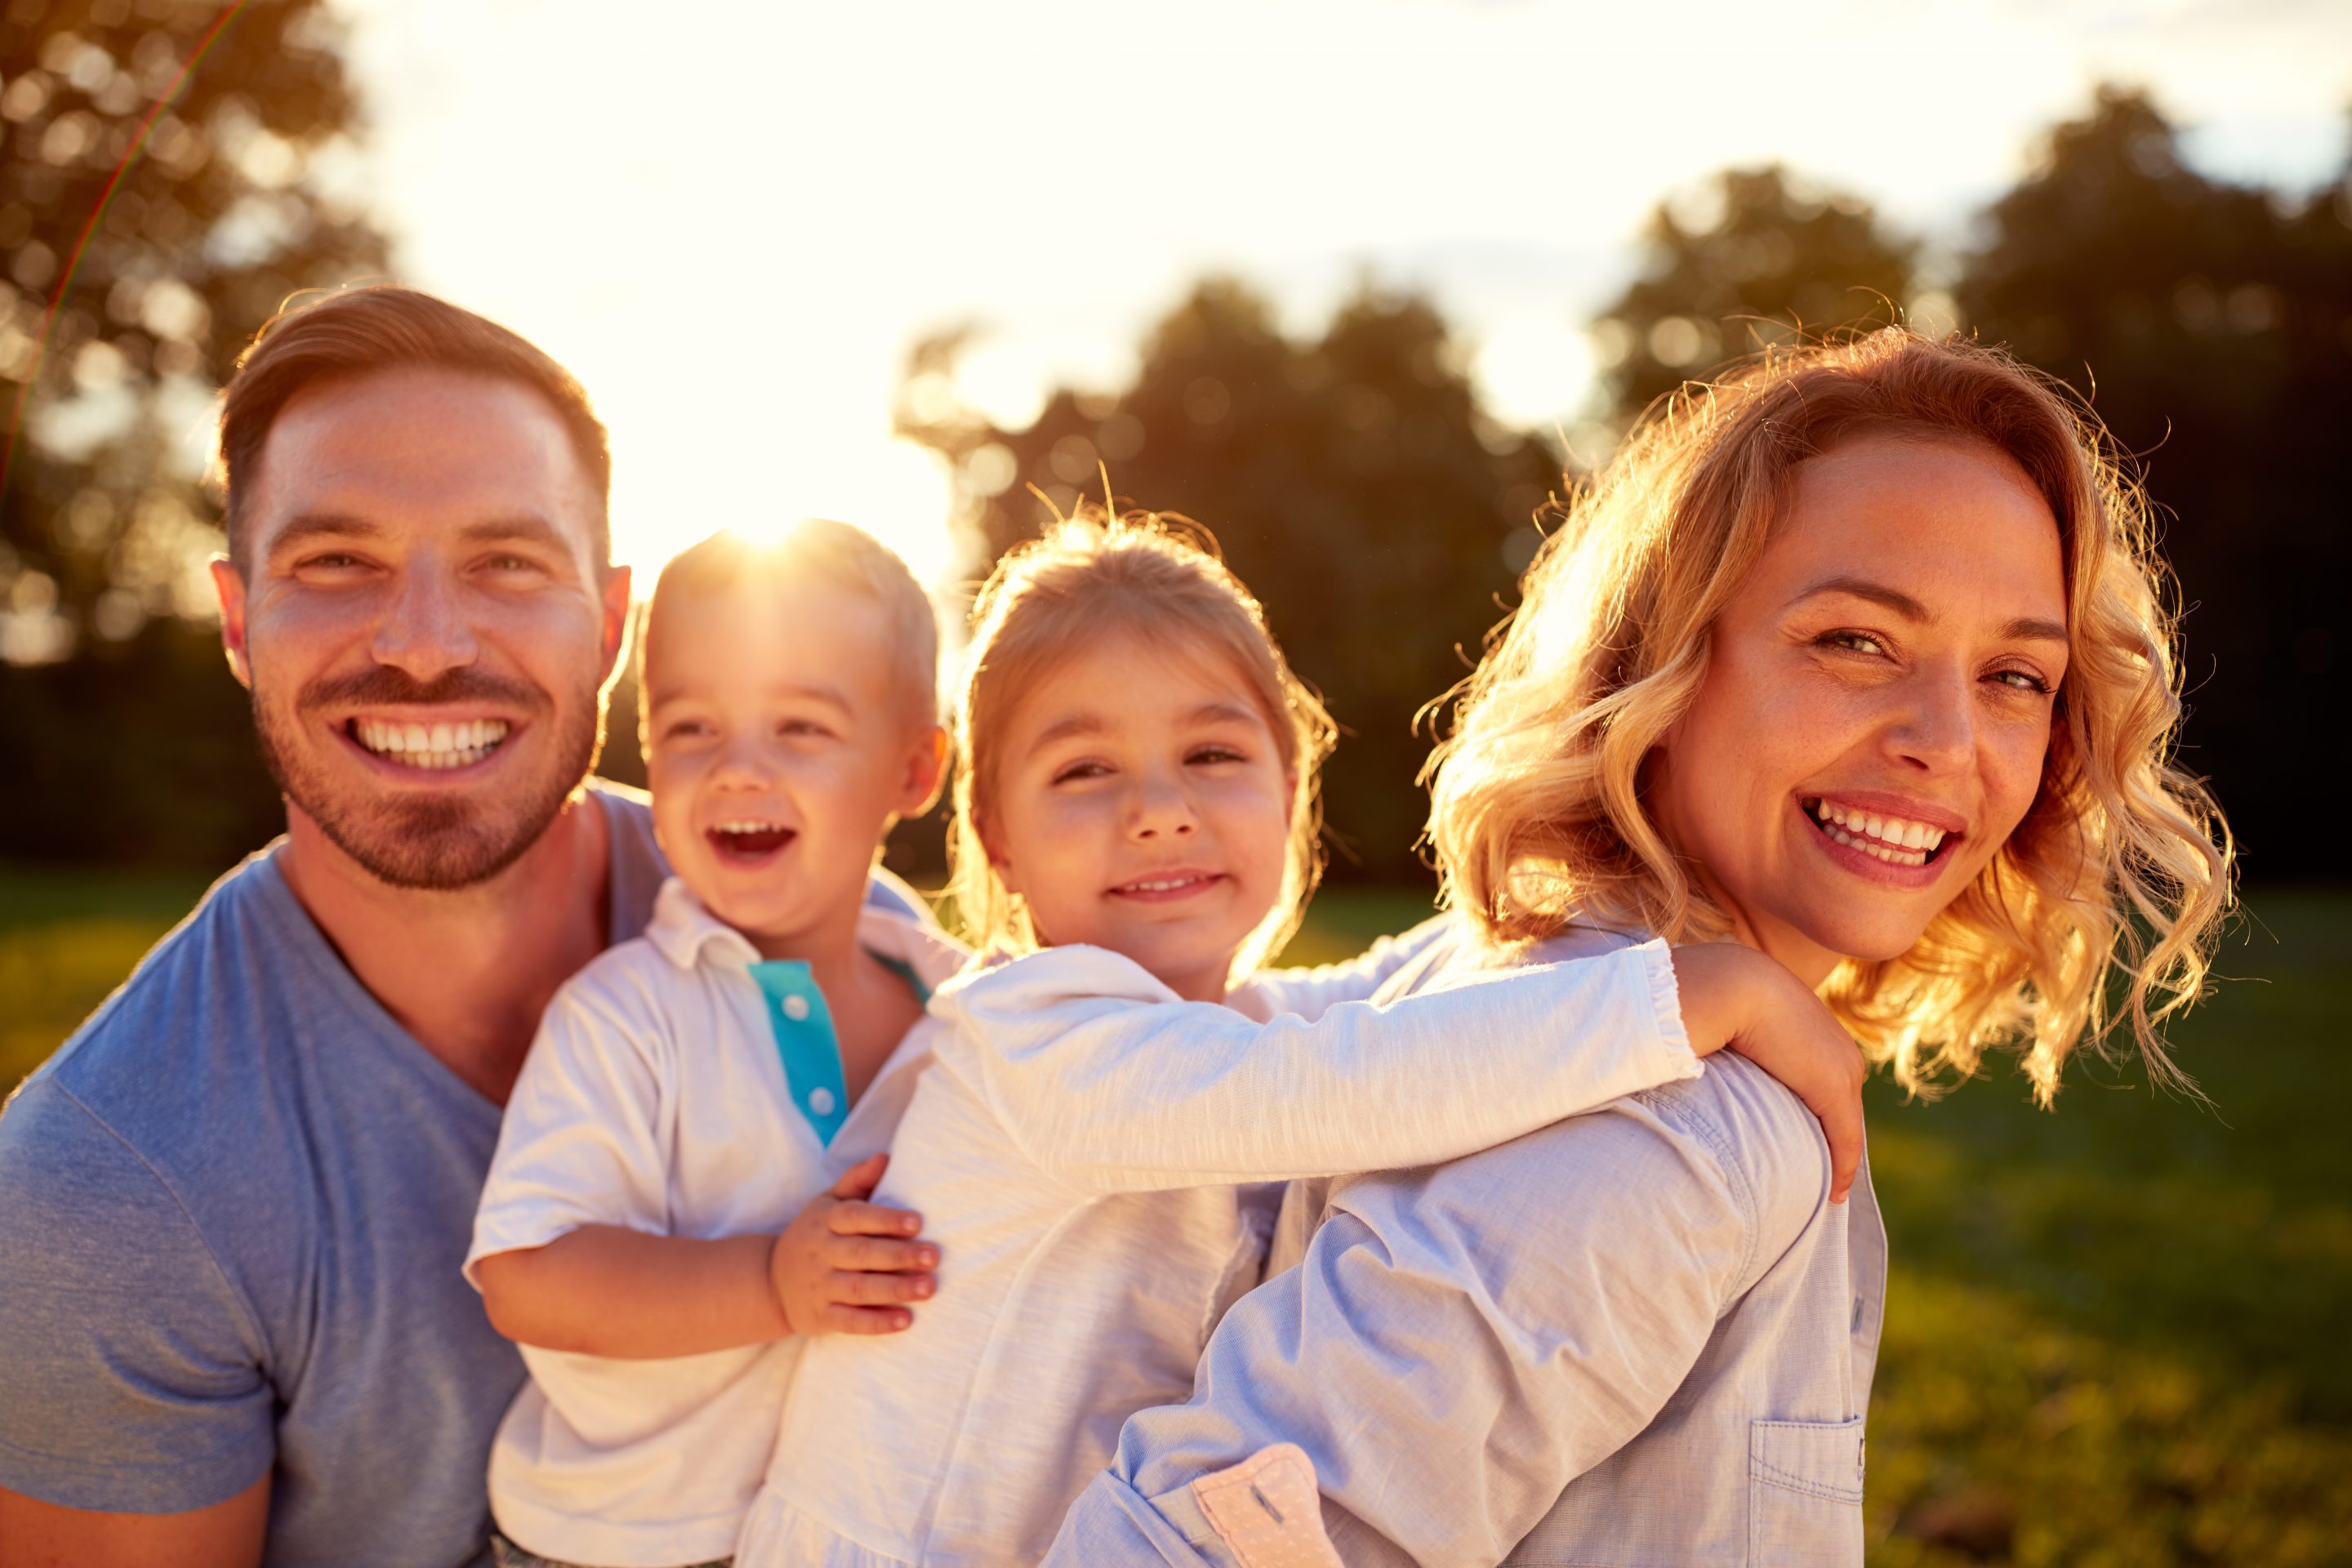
[661,718,712,741]
[777,718,835,739]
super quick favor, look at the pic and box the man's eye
[483,555,546,575]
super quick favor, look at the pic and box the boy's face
[644,577,943,953]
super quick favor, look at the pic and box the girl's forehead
[1004,629,1276,742]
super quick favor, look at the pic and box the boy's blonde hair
[1425,327,2234,1106]
[638,521,942,746]
[948,511,1336,985]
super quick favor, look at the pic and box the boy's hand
[768,1152,938,1336]
[1668,944,1867,1205]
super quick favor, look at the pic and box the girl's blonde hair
[948,510,1336,986]
[1426,327,2234,1106]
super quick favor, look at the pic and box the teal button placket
[747,960,850,1146]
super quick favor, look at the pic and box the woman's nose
[370,564,478,680]
[1889,666,1978,774]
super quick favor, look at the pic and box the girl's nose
[1128,769,1200,840]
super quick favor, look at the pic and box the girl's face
[986,631,1294,1003]
[1646,433,2070,987]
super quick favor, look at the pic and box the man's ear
[597,564,634,684]
[899,724,950,817]
[211,555,253,689]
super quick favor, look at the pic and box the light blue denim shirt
[1042,925,1888,1568]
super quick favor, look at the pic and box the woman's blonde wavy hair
[1425,327,2234,1105]
[947,510,1337,988]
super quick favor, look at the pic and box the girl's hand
[1668,944,1867,1204]
[768,1152,939,1335]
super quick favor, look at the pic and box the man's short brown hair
[218,286,612,570]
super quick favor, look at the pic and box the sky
[330,0,2351,585]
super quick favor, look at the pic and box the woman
[1039,327,2233,1567]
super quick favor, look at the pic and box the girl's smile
[985,632,1294,1004]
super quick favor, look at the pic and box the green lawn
[5,871,2345,1566]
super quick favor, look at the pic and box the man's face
[212,368,630,889]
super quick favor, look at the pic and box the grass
[5,869,2345,1566]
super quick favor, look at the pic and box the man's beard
[252,663,605,891]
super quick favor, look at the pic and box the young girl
[734,514,1863,1566]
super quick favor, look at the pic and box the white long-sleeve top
[735,920,1699,1567]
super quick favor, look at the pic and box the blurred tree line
[908,85,2352,885]
[0,0,381,865]
[2,32,2344,889]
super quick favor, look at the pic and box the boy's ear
[900,724,950,816]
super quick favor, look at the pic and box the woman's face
[1647,432,2070,987]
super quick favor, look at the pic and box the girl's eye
[662,719,710,740]
[1187,746,1246,766]
[1051,760,1110,784]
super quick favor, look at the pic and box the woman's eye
[1819,630,1889,657]
[1989,667,2053,695]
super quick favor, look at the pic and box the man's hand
[1668,944,1867,1203]
[768,1153,939,1335]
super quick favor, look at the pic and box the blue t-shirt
[0,785,920,1566]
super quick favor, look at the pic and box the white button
[782,995,812,1022]
[808,1087,836,1116]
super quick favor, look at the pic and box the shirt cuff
[1630,937,1703,1080]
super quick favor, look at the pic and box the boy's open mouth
[707,820,796,862]
[1801,797,1956,870]
[348,717,510,772]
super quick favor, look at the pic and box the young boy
[466,523,966,1568]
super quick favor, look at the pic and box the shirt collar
[645,875,969,987]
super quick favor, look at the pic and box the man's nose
[370,565,479,680]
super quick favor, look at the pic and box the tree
[0,0,386,866]
[902,278,1564,885]
[1593,164,1918,426]
[1956,86,2352,879]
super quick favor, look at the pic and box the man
[0,287,922,1567]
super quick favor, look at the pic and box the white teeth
[715,821,784,834]
[1808,800,1940,866]
[353,718,510,768]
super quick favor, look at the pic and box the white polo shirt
[467,876,969,1568]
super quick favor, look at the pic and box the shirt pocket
[1748,1416,1865,1567]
